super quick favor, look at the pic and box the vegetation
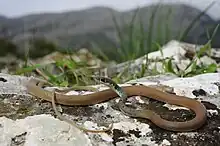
[27,38,57,59]
[0,38,17,56]
[2,2,220,86]
[91,2,217,63]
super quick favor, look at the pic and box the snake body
[26,77,207,132]
[51,90,113,133]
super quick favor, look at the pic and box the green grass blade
[179,1,216,41]
[146,2,161,52]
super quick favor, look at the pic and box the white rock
[160,139,171,146]
[0,115,91,146]
[147,40,186,61]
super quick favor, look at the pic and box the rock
[0,115,91,146]
[0,54,23,74]
[98,40,220,78]
[31,49,104,67]
[0,72,220,145]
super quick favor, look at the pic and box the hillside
[0,3,219,57]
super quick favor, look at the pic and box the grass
[161,23,219,77]
[14,1,220,86]
[92,1,216,63]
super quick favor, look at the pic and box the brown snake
[26,77,207,132]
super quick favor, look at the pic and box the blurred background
[0,0,219,62]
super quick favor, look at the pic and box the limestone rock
[0,73,220,145]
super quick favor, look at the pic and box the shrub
[0,38,17,56]
[27,38,57,58]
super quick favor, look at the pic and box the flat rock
[0,73,220,146]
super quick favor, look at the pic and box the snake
[26,77,207,132]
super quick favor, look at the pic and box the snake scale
[26,76,207,132]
